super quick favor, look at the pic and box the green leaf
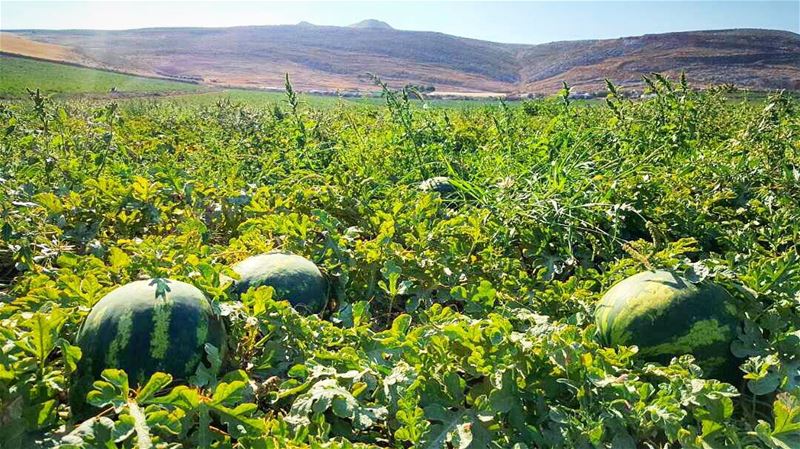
[210,381,247,406]
[209,402,267,438]
[773,394,800,440]
[191,343,223,388]
[421,405,490,449]
[151,385,200,409]
[337,300,371,328]
[137,372,173,403]
[58,338,82,373]
[18,308,67,366]
[87,369,129,411]
[145,407,184,435]
[108,247,131,269]
[611,432,637,449]
[487,370,516,414]
[286,376,386,431]
[61,416,117,447]
[757,392,800,449]
[749,373,782,396]
[33,192,63,214]
[24,399,57,430]
[391,314,413,335]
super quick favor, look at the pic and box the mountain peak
[348,19,393,30]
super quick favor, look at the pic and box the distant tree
[403,84,435,96]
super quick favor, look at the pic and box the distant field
[0,55,207,97]
[162,89,500,109]
[2,55,778,113]
[160,89,349,108]
[0,56,505,108]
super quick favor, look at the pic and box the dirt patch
[427,91,506,98]
[0,32,87,63]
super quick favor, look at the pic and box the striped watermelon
[419,177,456,195]
[231,253,327,314]
[419,176,476,205]
[594,270,739,379]
[71,279,226,414]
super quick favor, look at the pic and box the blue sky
[1,1,797,44]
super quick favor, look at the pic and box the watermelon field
[1,78,799,449]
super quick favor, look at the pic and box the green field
[162,89,353,108]
[162,89,502,109]
[1,77,799,449]
[0,55,207,97]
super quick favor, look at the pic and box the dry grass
[0,33,81,62]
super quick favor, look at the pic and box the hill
[516,29,800,93]
[349,19,393,30]
[1,24,798,94]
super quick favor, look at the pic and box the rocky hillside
[2,23,798,93]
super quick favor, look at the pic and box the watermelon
[419,176,456,195]
[231,253,327,314]
[594,270,739,379]
[71,279,226,414]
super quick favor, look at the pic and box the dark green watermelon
[71,279,226,414]
[595,270,739,379]
[419,176,457,195]
[231,253,327,314]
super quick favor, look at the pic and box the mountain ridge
[1,24,798,93]
[348,19,393,30]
